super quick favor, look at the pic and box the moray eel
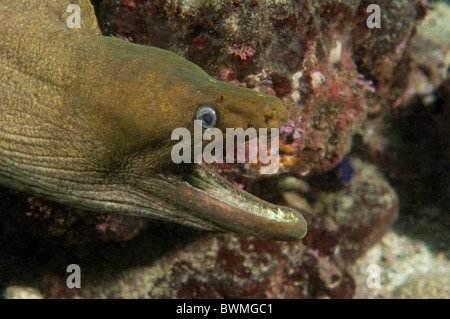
[0,0,307,240]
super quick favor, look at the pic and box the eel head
[74,40,308,241]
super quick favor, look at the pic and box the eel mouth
[168,163,307,241]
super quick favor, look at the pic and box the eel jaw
[170,163,307,241]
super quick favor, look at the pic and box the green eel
[0,0,307,240]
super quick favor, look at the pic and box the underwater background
[0,0,448,298]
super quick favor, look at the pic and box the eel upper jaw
[164,163,307,241]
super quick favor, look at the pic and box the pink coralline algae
[228,44,256,60]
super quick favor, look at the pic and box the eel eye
[196,105,218,128]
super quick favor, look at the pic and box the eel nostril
[264,109,278,121]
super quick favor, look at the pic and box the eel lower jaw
[172,163,307,241]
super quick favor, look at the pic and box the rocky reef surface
[1,0,448,298]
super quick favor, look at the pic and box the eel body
[0,0,307,240]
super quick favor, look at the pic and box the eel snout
[178,164,308,241]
